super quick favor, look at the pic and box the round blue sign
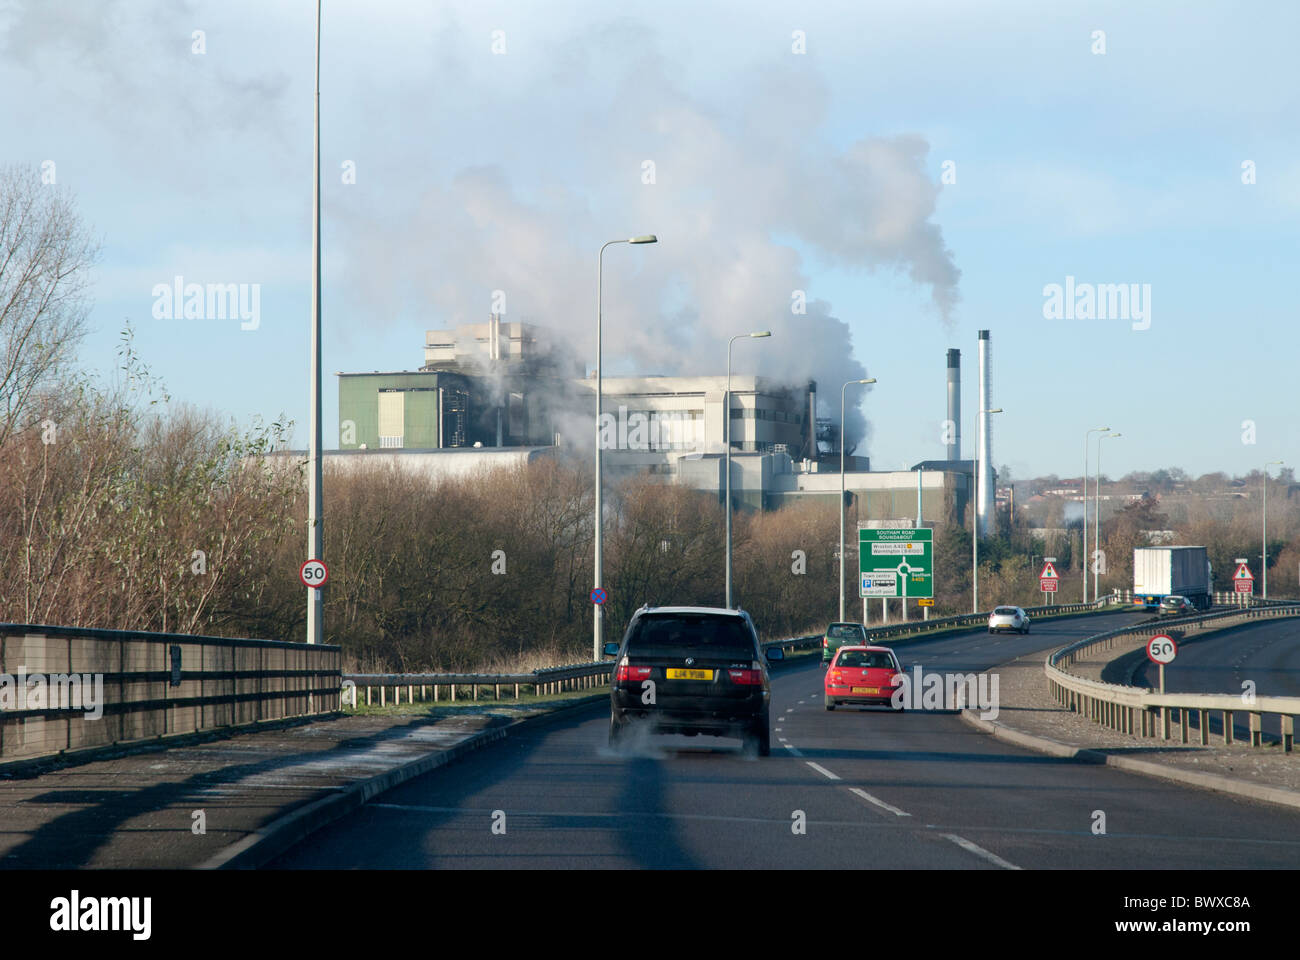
[590,588,607,605]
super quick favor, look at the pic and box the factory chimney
[945,349,961,462]
[806,379,818,461]
[977,330,995,537]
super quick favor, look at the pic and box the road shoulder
[961,645,1300,812]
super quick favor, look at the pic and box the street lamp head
[628,235,658,244]
[986,407,1003,414]
[861,378,876,384]
[1106,432,1122,439]
[750,331,771,338]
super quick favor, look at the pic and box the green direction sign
[859,528,933,599]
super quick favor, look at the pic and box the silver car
[988,605,1030,634]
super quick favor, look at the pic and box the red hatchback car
[824,645,904,711]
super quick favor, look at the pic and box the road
[1134,616,1300,698]
[271,611,1300,869]
[1131,615,1300,743]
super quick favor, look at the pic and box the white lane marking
[941,833,1021,870]
[849,787,911,818]
[774,727,783,732]
[783,744,804,756]
[778,737,788,742]
[806,761,841,780]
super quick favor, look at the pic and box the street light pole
[839,378,876,622]
[593,235,657,660]
[725,331,771,609]
[306,0,324,646]
[972,407,1003,613]
[1082,426,1109,604]
[1094,432,1122,601]
[1263,460,1284,599]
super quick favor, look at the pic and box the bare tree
[0,165,98,449]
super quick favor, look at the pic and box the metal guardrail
[1045,604,1300,751]
[344,660,614,706]
[847,593,1124,645]
[340,597,1129,707]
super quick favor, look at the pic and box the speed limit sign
[1146,634,1177,665]
[300,558,329,588]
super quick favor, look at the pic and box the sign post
[860,528,933,606]
[1147,633,1177,738]
[1233,559,1254,604]
[300,559,329,589]
[1039,557,1059,605]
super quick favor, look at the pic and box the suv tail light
[829,670,843,682]
[822,637,828,647]
[727,665,763,685]
[615,663,652,683]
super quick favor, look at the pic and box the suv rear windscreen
[626,614,755,660]
[827,624,863,639]
[993,607,1018,615]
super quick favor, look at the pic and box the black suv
[604,605,783,756]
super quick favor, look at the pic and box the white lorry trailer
[1132,546,1213,610]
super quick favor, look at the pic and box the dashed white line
[941,833,1021,870]
[783,744,803,756]
[805,761,841,781]
[849,787,911,817]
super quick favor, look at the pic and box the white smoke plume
[334,39,960,455]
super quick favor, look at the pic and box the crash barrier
[1045,605,1300,751]
[1116,588,1284,607]
[340,596,1132,708]
[0,623,341,762]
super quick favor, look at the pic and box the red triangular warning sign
[1234,562,1253,579]
[1040,561,1059,579]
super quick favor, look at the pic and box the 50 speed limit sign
[1146,634,1177,665]
[300,558,329,589]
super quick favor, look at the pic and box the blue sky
[2,0,1296,479]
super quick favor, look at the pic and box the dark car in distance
[822,621,870,663]
[604,605,782,756]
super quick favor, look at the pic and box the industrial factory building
[338,318,822,465]
[338,318,577,451]
[332,319,997,529]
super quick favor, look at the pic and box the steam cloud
[335,40,960,456]
[0,4,961,456]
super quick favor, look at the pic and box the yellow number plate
[666,668,714,680]
[851,686,880,694]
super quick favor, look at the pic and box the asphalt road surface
[1132,615,1300,743]
[272,611,1300,869]
[1134,616,1300,698]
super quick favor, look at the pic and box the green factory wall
[338,373,442,449]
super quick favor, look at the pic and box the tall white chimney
[977,330,995,536]
[945,348,961,462]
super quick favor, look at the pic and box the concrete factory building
[338,318,820,464]
[338,317,577,451]
[333,319,992,528]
